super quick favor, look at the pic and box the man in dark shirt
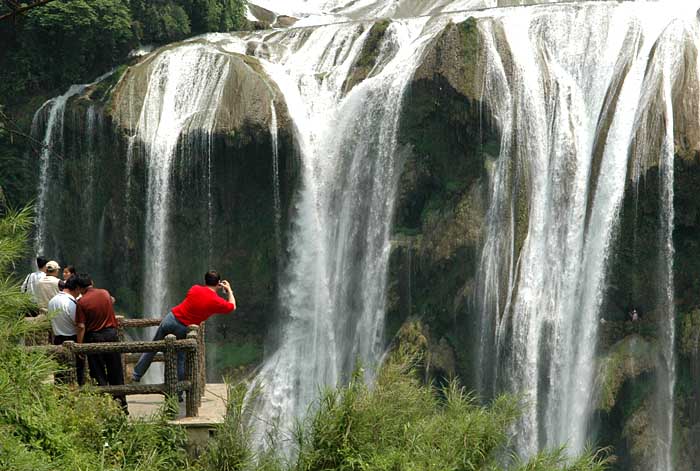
[75,273,127,410]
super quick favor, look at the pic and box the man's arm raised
[220,280,236,311]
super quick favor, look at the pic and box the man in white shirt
[35,260,62,310]
[48,275,84,385]
[21,256,48,303]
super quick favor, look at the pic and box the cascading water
[33,85,92,254]
[475,0,699,462]
[29,0,700,468]
[270,101,282,256]
[626,15,700,469]
[32,71,113,255]
[245,18,439,449]
[134,44,230,318]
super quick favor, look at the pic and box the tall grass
[201,347,611,471]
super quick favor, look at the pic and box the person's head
[204,270,221,287]
[63,275,79,295]
[63,265,76,280]
[75,273,93,293]
[45,260,60,276]
[36,256,48,272]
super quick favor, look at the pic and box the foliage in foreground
[0,206,190,471]
[0,206,610,470]
[203,348,612,471]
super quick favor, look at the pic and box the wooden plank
[128,383,228,424]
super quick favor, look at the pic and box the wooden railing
[116,316,207,402]
[28,316,207,418]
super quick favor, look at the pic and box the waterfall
[32,72,112,254]
[627,14,700,470]
[33,85,89,254]
[134,44,230,317]
[28,0,700,466]
[270,101,282,256]
[247,18,439,449]
[475,0,698,461]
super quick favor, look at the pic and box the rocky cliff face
[385,19,495,385]
[27,8,700,468]
[36,45,298,378]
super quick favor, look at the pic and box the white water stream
[134,44,230,317]
[242,18,446,449]
[475,0,699,463]
[30,0,700,467]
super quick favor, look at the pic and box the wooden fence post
[62,340,77,386]
[116,316,126,381]
[163,334,177,405]
[185,325,200,417]
[198,322,206,399]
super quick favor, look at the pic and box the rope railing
[28,317,208,418]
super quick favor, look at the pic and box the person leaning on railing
[131,270,237,389]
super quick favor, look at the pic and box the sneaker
[131,374,141,383]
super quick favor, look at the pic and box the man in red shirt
[75,273,127,410]
[132,270,236,384]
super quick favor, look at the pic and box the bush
[0,206,190,471]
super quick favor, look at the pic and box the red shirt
[76,287,118,332]
[172,285,235,326]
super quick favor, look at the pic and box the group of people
[21,256,238,411]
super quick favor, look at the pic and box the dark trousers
[85,327,127,411]
[133,311,188,382]
[53,334,85,385]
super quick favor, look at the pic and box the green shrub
[0,206,189,471]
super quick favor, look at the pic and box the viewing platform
[26,315,231,450]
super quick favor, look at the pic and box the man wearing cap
[34,260,61,309]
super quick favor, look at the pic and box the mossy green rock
[342,20,391,95]
[393,319,457,380]
[622,402,656,471]
[39,43,298,379]
[597,335,657,413]
[388,18,494,386]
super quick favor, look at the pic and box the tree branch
[0,0,59,22]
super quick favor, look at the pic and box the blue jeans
[133,312,189,381]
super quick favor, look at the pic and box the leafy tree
[0,0,135,100]
[185,0,247,35]
[131,0,191,44]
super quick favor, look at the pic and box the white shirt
[35,275,61,309]
[21,271,46,301]
[48,292,78,337]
